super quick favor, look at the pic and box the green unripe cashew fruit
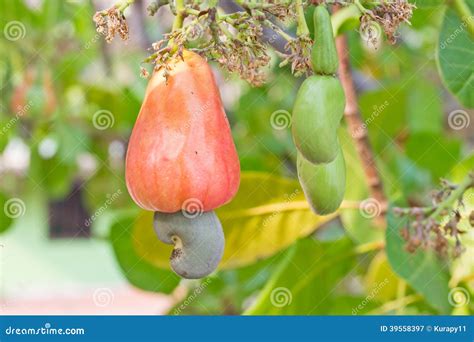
[311,5,338,75]
[297,147,346,215]
[292,75,345,164]
[153,210,224,279]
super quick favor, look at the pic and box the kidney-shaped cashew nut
[153,210,225,279]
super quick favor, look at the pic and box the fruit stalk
[426,172,474,221]
[172,0,185,30]
[295,0,310,36]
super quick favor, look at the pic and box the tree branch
[335,34,388,218]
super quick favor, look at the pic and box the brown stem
[335,34,388,219]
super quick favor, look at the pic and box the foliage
[0,0,473,316]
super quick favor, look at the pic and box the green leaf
[331,5,360,36]
[449,152,474,182]
[387,149,433,199]
[170,255,284,315]
[110,212,180,293]
[133,172,336,270]
[437,2,474,108]
[29,149,75,199]
[358,86,407,152]
[244,237,355,315]
[217,172,336,268]
[385,210,451,313]
[405,133,462,180]
[413,0,444,9]
[407,81,443,134]
[328,296,379,315]
[339,130,385,244]
[0,192,14,233]
[410,6,444,29]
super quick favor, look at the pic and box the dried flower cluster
[394,175,474,258]
[209,12,271,85]
[93,0,416,84]
[279,35,313,77]
[361,0,415,45]
[397,209,466,258]
[239,0,297,23]
[93,7,129,43]
[143,5,279,85]
[144,30,187,80]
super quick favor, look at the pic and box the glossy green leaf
[385,210,451,313]
[437,2,474,108]
[244,237,355,315]
[133,172,337,271]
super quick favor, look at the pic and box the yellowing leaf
[364,251,400,302]
[132,211,173,270]
[132,172,336,270]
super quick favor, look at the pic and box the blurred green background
[0,0,473,315]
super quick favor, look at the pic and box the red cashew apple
[126,50,240,212]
